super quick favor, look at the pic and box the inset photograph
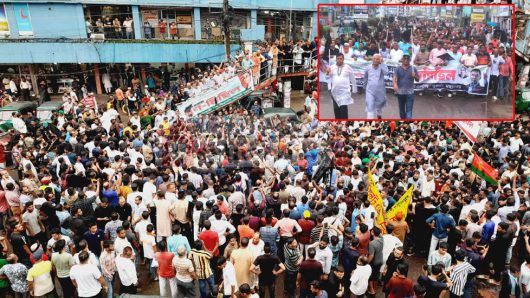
[318,5,514,120]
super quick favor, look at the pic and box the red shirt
[199,230,220,256]
[238,225,255,241]
[357,230,370,256]
[30,253,49,265]
[297,219,315,244]
[260,217,278,227]
[217,202,229,216]
[156,252,176,278]
[385,276,414,298]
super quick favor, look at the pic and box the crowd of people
[86,16,135,39]
[0,35,526,298]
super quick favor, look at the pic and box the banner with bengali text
[368,168,387,234]
[177,70,254,117]
[454,121,485,143]
[328,58,491,96]
[386,185,414,222]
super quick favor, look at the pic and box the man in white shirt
[114,227,133,255]
[70,251,108,297]
[521,258,530,294]
[489,48,505,101]
[381,226,403,272]
[421,173,436,198]
[460,47,477,68]
[11,113,27,134]
[340,43,355,59]
[325,53,357,119]
[509,133,524,153]
[116,246,138,294]
[211,212,236,247]
[350,256,372,296]
[389,43,404,63]
[310,238,333,276]
[218,257,238,298]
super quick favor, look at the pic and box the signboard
[142,10,159,27]
[0,4,10,36]
[471,13,485,23]
[329,58,491,96]
[13,3,33,36]
[177,71,254,117]
[176,15,192,24]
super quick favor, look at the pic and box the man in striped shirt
[189,240,215,298]
[284,237,302,298]
[449,250,476,297]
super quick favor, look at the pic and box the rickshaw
[0,101,37,131]
[37,101,64,124]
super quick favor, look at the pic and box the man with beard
[382,246,406,291]
[486,222,513,281]
[325,265,346,297]
[325,53,358,119]
[363,54,388,119]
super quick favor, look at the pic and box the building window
[141,8,194,40]
[84,5,134,39]
[257,10,313,42]
[200,9,249,40]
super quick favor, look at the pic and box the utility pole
[223,0,231,59]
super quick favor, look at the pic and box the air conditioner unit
[90,33,105,41]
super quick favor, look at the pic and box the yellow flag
[386,185,414,221]
[367,168,387,234]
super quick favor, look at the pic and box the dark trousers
[258,282,276,298]
[397,94,414,119]
[85,290,102,298]
[150,206,157,230]
[176,221,193,245]
[20,89,30,101]
[284,270,298,298]
[58,277,75,298]
[489,75,499,97]
[332,96,348,119]
[120,284,137,294]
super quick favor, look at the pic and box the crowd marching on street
[321,16,513,119]
[0,33,526,298]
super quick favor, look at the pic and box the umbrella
[437,53,455,61]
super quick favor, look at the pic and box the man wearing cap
[298,210,316,257]
[393,53,419,119]
[27,248,55,297]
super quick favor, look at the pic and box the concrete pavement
[319,86,513,120]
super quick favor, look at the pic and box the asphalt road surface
[319,86,513,120]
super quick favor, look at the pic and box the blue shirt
[102,190,119,206]
[481,220,495,244]
[83,229,105,256]
[426,212,456,239]
[167,234,191,255]
[259,226,279,255]
[399,42,411,53]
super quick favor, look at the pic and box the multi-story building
[0,0,333,94]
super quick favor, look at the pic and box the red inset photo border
[316,3,516,122]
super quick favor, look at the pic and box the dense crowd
[0,41,527,298]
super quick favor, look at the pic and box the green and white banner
[177,70,254,117]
